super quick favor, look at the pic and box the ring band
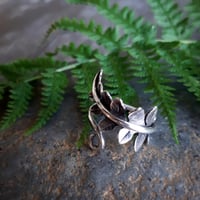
[88,70,158,151]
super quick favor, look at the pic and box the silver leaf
[128,107,145,125]
[145,106,158,126]
[110,98,126,119]
[134,133,147,152]
[101,91,112,110]
[118,128,136,144]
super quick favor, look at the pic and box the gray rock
[0,0,199,200]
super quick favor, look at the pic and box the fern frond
[185,42,200,75]
[157,42,200,101]
[66,0,155,42]
[25,69,67,135]
[0,82,32,131]
[57,43,137,105]
[47,18,128,51]
[147,0,189,40]
[186,0,200,30]
[128,44,178,143]
[51,42,99,63]
[72,63,99,113]
[96,51,138,105]
[0,57,62,83]
[1,0,199,145]
[72,63,99,146]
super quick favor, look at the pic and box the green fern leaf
[157,42,200,101]
[76,124,92,148]
[72,63,99,145]
[0,57,62,83]
[128,44,178,143]
[185,42,200,76]
[72,63,99,113]
[147,0,190,40]
[47,18,128,51]
[96,51,138,105]
[0,82,32,131]
[25,69,67,135]
[56,43,137,102]
[186,0,200,30]
[1,0,199,145]
[66,0,155,42]
[51,42,99,63]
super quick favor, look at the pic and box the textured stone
[0,0,199,200]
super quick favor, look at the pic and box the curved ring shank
[92,71,155,134]
[88,104,105,148]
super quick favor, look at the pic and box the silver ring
[88,70,158,152]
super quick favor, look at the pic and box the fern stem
[25,75,42,83]
[56,59,96,72]
[156,39,196,44]
[24,59,96,83]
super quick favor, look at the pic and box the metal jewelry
[88,70,158,152]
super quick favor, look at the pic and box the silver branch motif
[88,70,157,151]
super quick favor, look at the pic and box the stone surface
[0,0,200,200]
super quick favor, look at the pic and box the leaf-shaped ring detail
[88,70,158,151]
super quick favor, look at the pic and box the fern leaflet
[96,51,138,105]
[25,69,67,135]
[50,42,99,63]
[0,57,63,83]
[0,82,32,131]
[186,42,200,76]
[66,0,155,42]
[47,18,128,51]
[128,44,178,143]
[186,0,200,30]
[147,0,190,40]
[157,42,200,101]
[72,63,99,146]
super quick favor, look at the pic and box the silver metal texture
[88,70,158,151]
